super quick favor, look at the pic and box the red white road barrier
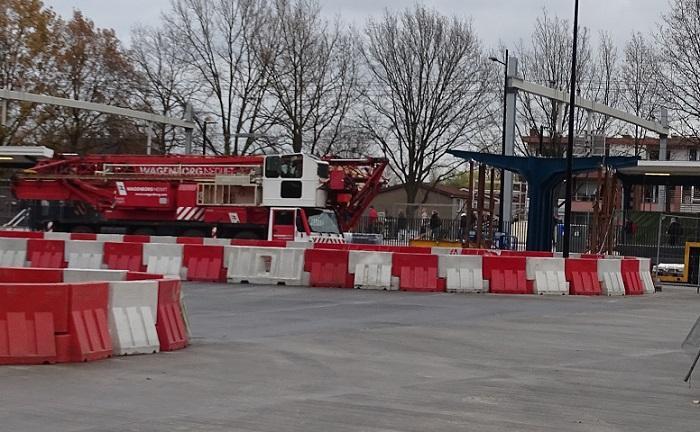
[526,258,568,295]
[0,267,188,365]
[0,231,659,298]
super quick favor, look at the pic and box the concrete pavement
[1,284,699,431]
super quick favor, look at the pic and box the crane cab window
[265,156,281,178]
[281,180,302,198]
[265,155,303,179]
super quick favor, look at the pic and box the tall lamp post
[489,50,509,232]
[563,0,580,258]
[202,116,216,156]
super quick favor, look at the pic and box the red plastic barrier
[390,246,432,254]
[55,282,111,363]
[231,239,287,247]
[621,259,644,295]
[392,253,444,292]
[27,239,66,268]
[0,267,63,283]
[103,242,145,272]
[182,245,225,282]
[123,235,150,243]
[501,251,554,258]
[0,283,68,364]
[70,233,97,241]
[462,249,493,256]
[0,230,44,239]
[565,259,601,295]
[155,279,188,351]
[304,248,352,288]
[125,272,164,281]
[177,237,204,245]
[312,243,349,250]
[482,256,529,294]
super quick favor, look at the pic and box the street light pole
[563,0,580,258]
[489,49,509,233]
[202,121,208,156]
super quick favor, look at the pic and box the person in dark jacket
[429,210,441,240]
[459,213,468,241]
[668,217,683,246]
[397,211,407,241]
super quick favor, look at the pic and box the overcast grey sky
[45,0,667,49]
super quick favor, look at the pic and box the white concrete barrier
[286,241,313,249]
[0,237,27,267]
[149,235,179,244]
[554,252,581,259]
[108,280,160,355]
[203,238,232,246]
[598,259,625,296]
[64,269,127,282]
[348,251,395,290]
[44,232,71,241]
[526,257,568,295]
[95,234,124,243]
[432,247,462,255]
[438,255,487,293]
[65,240,104,269]
[143,243,184,278]
[638,258,656,294]
[226,246,307,285]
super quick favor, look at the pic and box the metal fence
[0,179,20,225]
[353,215,528,250]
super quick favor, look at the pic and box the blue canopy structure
[447,151,639,251]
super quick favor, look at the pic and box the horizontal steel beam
[0,89,195,129]
[509,77,669,135]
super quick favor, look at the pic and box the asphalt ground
[1,283,699,431]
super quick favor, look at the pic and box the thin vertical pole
[488,168,496,247]
[655,214,664,280]
[499,50,509,232]
[465,161,474,245]
[563,0,580,258]
[476,165,486,248]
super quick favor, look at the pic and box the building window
[649,150,659,160]
[690,148,698,161]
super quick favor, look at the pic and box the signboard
[113,181,172,208]
[103,164,256,177]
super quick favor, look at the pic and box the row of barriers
[0,267,188,365]
[0,236,655,295]
[0,229,289,247]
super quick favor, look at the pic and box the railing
[351,215,527,250]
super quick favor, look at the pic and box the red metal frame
[14,153,388,232]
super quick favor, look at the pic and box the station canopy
[0,146,54,168]
[617,161,700,186]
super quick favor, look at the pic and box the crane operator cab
[262,154,328,207]
[263,154,343,243]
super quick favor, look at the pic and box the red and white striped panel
[176,206,205,221]
[311,235,345,244]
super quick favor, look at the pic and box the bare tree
[515,10,592,156]
[264,0,359,155]
[584,32,622,137]
[622,31,662,156]
[164,0,272,155]
[130,25,200,154]
[360,5,495,204]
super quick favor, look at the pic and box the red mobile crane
[12,153,387,242]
